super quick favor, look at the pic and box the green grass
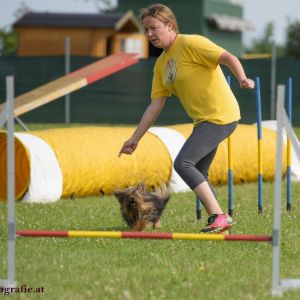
[1,182,300,300]
[1,124,300,299]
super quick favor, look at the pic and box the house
[117,0,254,56]
[13,11,148,57]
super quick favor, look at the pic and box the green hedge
[0,56,299,125]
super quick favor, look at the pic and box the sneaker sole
[201,221,236,234]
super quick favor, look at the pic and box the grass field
[1,182,300,300]
[1,125,300,299]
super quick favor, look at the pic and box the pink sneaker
[200,214,235,233]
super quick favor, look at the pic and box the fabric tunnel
[0,123,288,203]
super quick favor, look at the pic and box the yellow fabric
[0,131,30,201]
[169,124,287,185]
[32,127,172,198]
[151,34,240,125]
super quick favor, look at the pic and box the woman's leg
[194,148,220,215]
[195,148,218,198]
[174,121,237,215]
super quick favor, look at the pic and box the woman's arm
[219,51,255,89]
[118,97,166,157]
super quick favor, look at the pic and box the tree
[14,1,31,21]
[247,22,274,54]
[246,22,284,57]
[0,1,30,56]
[0,29,17,56]
[73,0,117,12]
[285,21,300,57]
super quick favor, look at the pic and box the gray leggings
[174,121,238,195]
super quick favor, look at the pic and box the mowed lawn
[1,182,300,300]
[0,126,300,299]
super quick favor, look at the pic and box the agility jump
[16,229,272,242]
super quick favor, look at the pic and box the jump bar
[16,230,272,242]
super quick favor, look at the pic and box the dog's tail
[152,183,170,204]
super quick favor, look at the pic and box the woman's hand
[118,97,166,158]
[118,138,139,157]
[240,78,255,89]
[219,52,255,90]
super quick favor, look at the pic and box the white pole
[0,76,16,288]
[6,76,16,287]
[271,85,284,296]
[271,85,300,296]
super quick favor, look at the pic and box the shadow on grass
[95,226,128,231]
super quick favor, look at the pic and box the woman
[118,4,255,233]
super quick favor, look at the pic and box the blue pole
[286,78,292,211]
[196,196,201,220]
[226,75,234,216]
[255,77,263,213]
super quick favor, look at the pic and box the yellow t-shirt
[151,34,241,125]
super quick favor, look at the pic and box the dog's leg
[153,219,161,229]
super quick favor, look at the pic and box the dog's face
[114,183,146,206]
[114,183,149,228]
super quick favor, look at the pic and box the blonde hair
[139,3,180,34]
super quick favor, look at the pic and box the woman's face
[143,16,174,50]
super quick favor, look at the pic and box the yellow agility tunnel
[0,123,287,203]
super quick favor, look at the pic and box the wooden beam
[0,53,139,120]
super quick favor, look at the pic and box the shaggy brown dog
[114,183,170,231]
